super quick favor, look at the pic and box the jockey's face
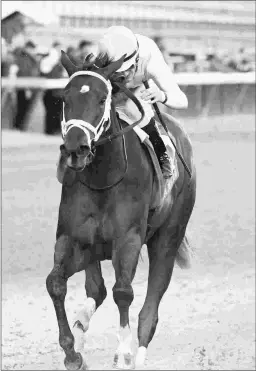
[113,55,139,85]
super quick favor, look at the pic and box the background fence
[2,72,255,132]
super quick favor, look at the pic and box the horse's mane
[93,53,114,69]
[77,53,124,92]
[77,52,113,71]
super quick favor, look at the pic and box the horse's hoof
[113,352,134,370]
[135,347,147,369]
[78,358,88,371]
[64,353,88,371]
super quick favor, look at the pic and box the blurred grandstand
[1,0,255,73]
[1,1,255,133]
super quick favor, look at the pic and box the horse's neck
[98,103,124,158]
[94,104,125,168]
[79,105,126,189]
[108,103,121,136]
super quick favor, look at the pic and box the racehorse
[46,51,196,370]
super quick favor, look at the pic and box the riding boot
[143,119,173,178]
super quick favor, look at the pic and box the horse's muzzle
[66,146,94,171]
[68,164,86,172]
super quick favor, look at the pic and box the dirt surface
[2,115,255,370]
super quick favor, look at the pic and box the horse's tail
[175,234,194,269]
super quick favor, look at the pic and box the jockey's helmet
[98,26,139,72]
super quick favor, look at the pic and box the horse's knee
[113,282,134,308]
[46,270,67,301]
[46,236,73,299]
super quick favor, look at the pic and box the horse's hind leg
[46,235,89,370]
[72,261,107,353]
[112,228,142,369]
[136,187,196,368]
[135,231,180,368]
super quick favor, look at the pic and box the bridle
[61,70,145,146]
[60,69,146,191]
[61,71,113,142]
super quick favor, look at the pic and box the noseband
[61,71,112,141]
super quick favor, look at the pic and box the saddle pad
[133,126,179,209]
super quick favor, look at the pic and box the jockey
[97,26,188,178]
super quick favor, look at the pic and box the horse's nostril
[81,145,90,151]
[60,144,69,156]
[77,145,90,156]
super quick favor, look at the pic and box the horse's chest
[63,188,141,245]
[70,212,116,245]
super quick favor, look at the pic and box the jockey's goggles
[116,40,139,72]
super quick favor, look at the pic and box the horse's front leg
[112,228,142,369]
[72,260,107,354]
[46,235,89,371]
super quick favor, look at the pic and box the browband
[69,70,112,90]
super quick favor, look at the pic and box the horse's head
[60,51,126,171]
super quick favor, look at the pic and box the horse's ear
[85,53,94,62]
[102,54,127,78]
[82,53,95,70]
[61,50,78,77]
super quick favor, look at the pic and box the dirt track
[2,115,255,370]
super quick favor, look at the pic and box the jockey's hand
[140,85,165,104]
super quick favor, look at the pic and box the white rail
[1,72,255,89]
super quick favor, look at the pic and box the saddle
[133,123,179,209]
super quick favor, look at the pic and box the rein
[61,71,145,146]
[81,82,145,191]
[80,113,129,191]
[93,82,145,146]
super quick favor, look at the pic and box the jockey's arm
[145,39,188,110]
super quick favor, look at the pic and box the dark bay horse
[46,51,196,370]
